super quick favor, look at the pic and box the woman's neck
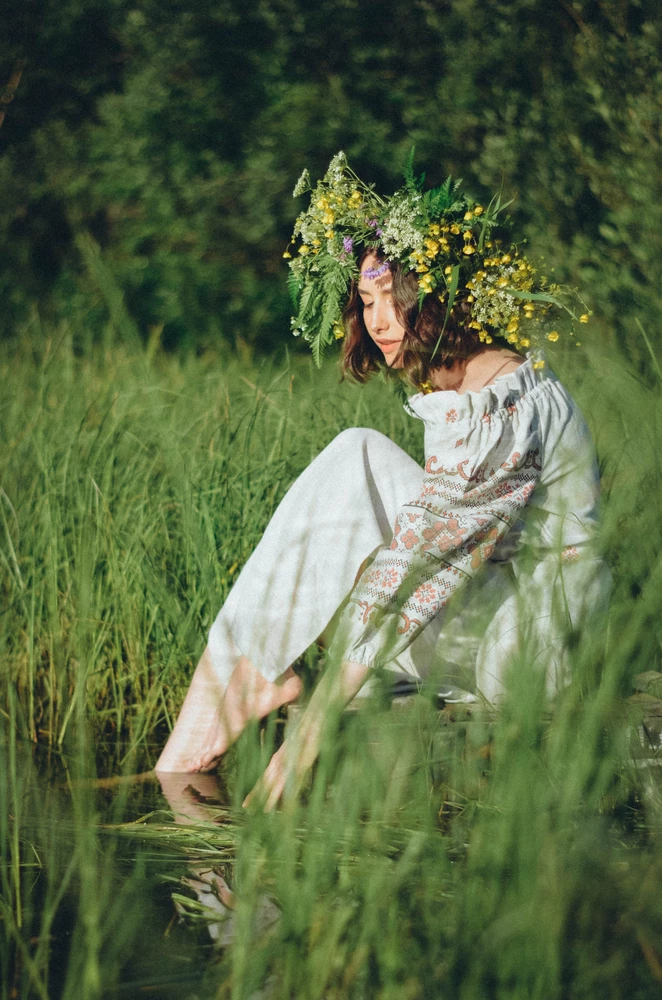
[430,347,524,395]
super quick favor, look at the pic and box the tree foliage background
[2,0,662,358]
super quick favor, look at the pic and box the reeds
[2,323,662,997]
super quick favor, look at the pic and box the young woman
[155,156,610,808]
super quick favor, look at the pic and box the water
[5,689,662,1000]
[2,737,248,1000]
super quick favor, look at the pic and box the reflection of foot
[155,648,302,774]
[157,770,227,825]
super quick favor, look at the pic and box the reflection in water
[156,770,280,949]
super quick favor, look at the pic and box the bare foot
[155,647,302,773]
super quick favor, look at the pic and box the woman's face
[358,253,406,366]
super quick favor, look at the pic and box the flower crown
[284,151,589,368]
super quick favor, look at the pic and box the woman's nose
[368,299,389,333]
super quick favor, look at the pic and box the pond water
[5,693,662,1000]
[3,737,258,1000]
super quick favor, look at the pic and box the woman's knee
[324,426,389,457]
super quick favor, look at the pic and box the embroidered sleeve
[333,421,542,669]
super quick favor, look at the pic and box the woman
[156,155,610,807]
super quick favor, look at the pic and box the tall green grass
[2,322,662,998]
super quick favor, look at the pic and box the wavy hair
[341,248,489,389]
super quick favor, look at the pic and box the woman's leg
[157,429,426,773]
[155,648,302,773]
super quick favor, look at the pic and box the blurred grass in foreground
[2,322,662,998]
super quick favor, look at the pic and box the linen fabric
[208,358,610,702]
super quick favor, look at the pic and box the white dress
[208,358,611,702]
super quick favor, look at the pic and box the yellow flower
[429,223,441,236]
[466,294,475,303]
[334,324,345,340]
[464,210,474,221]
[462,245,476,256]
[533,360,545,370]
[506,319,519,333]
[500,254,512,264]
[416,264,430,273]
[520,338,530,348]
[575,341,582,347]
[298,245,310,255]
[474,206,484,216]
[322,212,335,224]
[485,335,493,344]
[497,277,509,287]
[282,251,292,259]
[325,230,335,239]
[485,240,493,248]
[507,333,519,344]
[425,240,440,253]
[546,331,559,342]
[463,230,473,241]
[579,314,589,323]
[311,239,321,246]
[450,224,461,235]
[476,271,487,280]
[445,266,454,276]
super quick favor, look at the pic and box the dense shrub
[2,1,662,360]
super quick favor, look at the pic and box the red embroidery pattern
[401,529,419,549]
[345,430,543,657]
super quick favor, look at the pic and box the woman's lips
[376,339,401,350]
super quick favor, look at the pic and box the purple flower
[343,236,353,254]
[367,219,378,227]
[362,262,390,280]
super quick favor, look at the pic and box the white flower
[379,190,425,259]
[293,169,311,198]
[471,264,522,329]
[326,151,347,184]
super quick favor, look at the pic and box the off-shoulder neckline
[405,355,552,423]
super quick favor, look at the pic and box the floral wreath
[284,151,590,370]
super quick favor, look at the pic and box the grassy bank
[2,324,662,998]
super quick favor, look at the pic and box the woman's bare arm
[244,658,371,811]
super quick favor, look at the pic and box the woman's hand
[244,659,370,811]
[243,741,296,812]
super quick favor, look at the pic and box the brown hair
[341,248,489,389]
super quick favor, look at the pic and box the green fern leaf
[287,272,302,310]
